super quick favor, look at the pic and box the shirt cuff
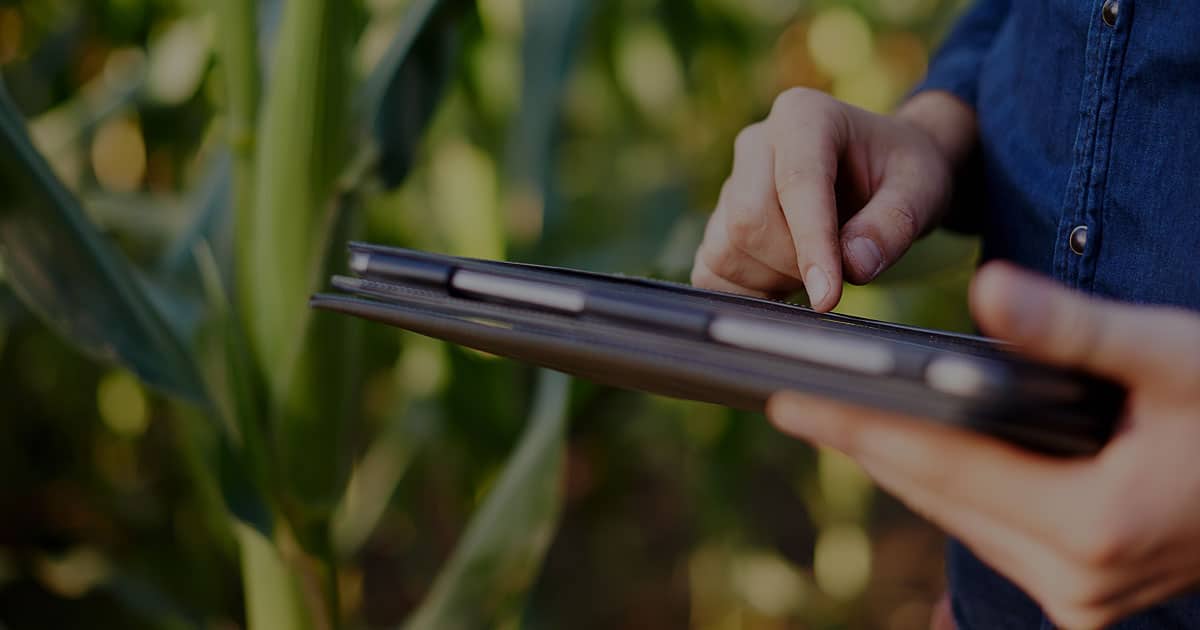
[909,49,983,110]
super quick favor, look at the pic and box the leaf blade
[362,0,470,189]
[506,0,594,248]
[0,80,207,404]
[402,370,572,630]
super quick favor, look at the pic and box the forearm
[895,90,978,170]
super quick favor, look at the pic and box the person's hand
[691,89,973,311]
[768,261,1200,629]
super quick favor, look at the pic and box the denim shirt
[914,0,1200,626]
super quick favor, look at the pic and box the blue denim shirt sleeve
[912,0,1010,108]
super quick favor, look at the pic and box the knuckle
[885,203,922,244]
[1072,512,1133,569]
[776,163,835,194]
[702,242,747,284]
[797,223,840,256]
[772,87,831,118]
[734,124,765,156]
[724,200,767,249]
[1058,567,1112,608]
[691,256,720,288]
[1028,552,1121,628]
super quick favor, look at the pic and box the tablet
[311,242,1125,455]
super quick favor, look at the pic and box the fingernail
[804,267,830,308]
[846,237,884,280]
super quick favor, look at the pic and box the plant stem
[212,0,259,324]
[245,0,352,384]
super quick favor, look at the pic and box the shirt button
[1101,0,1119,26]
[1070,225,1089,255]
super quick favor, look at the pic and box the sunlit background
[0,0,977,627]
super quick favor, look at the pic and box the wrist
[895,90,978,170]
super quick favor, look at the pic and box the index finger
[768,90,846,311]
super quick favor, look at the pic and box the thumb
[838,177,941,284]
[969,261,1200,388]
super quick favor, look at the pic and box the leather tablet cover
[311,244,1125,455]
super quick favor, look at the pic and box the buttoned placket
[1052,0,1134,292]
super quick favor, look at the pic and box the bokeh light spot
[102,48,147,91]
[774,19,830,92]
[0,8,22,64]
[33,547,110,599]
[715,0,800,26]
[97,370,149,438]
[833,56,900,113]
[616,23,684,120]
[471,37,519,118]
[732,550,807,616]
[146,17,212,105]
[478,0,522,38]
[356,13,401,76]
[876,0,941,25]
[505,184,545,245]
[814,524,872,600]
[818,448,874,520]
[877,31,929,88]
[400,335,447,397]
[91,115,147,192]
[431,140,503,260]
[807,7,874,78]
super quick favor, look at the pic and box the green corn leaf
[241,0,357,385]
[144,153,236,359]
[158,149,235,284]
[397,5,594,623]
[239,0,362,540]
[332,399,438,559]
[360,0,470,189]
[0,80,208,404]
[507,0,594,248]
[235,522,314,630]
[191,0,463,304]
[275,202,364,549]
[190,242,274,537]
[212,0,261,311]
[251,0,475,539]
[402,370,572,630]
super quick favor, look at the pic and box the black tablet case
[311,243,1124,455]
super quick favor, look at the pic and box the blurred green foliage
[0,0,975,628]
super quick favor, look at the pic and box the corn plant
[0,0,591,627]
